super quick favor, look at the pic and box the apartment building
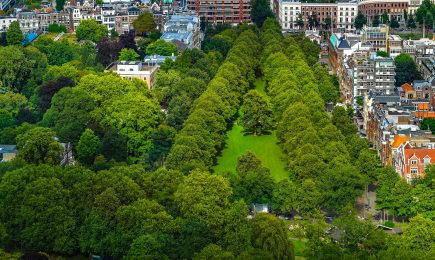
[106,61,158,88]
[115,7,140,35]
[361,25,389,51]
[352,52,396,98]
[275,0,357,32]
[186,0,251,24]
[35,8,59,32]
[161,15,201,49]
[16,9,39,33]
[0,16,17,32]
[357,0,408,24]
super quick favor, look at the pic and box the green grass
[213,124,289,181]
[292,239,307,256]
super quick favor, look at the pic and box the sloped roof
[401,83,414,92]
[404,148,435,162]
[392,135,408,148]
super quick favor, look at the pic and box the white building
[106,61,158,88]
[16,10,39,33]
[278,0,301,31]
[0,16,17,32]
[337,1,358,33]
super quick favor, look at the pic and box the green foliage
[76,19,108,43]
[376,50,389,57]
[251,213,295,259]
[16,127,63,165]
[48,23,67,33]
[251,0,275,27]
[395,53,422,87]
[133,12,156,35]
[373,15,381,27]
[118,48,139,61]
[55,0,66,11]
[240,90,273,136]
[77,129,100,165]
[146,39,178,56]
[6,21,23,45]
[354,12,367,30]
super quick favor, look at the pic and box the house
[0,145,18,162]
[395,143,435,183]
[0,16,17,32]
[161,15,201,49]
[106,61,158,88]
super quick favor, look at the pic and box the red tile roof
[404,148,435,162]
[402,83,414,92]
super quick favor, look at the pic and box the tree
[251,0,275,27]
[390,18,400,29]
[308,14,320,29]
[404,10,409,22]
[0,46,32,91]
[416,0,435,38]
[118,48,139,61]
[96,38,123,66]
[193,244,234,260]
[133,12,156,36]
[48,23,67,33]
[372,15,381,27]
[110,28,118,38]
[271,179,299,214]
[55,0,66,11]
[16,127,63,165]
[376,50,389,57]
[421,118,435,133]
[221,200,252,255]
[251,213,295,259]
[38,76,75,114]
[354,12,367,30]
[408,14,417,30]
[146,39,178,56]
[381,12,389,24]
[77,129,100,165]
[6,21,23,45]
[76,19,108,43]
[296,14,304,29]
[394,53,422,87]
[240,90,273,136]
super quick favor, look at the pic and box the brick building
[357,0,409,25]
[186,0,251,24]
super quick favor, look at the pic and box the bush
[47,23,67,33]
[384,220,395,228]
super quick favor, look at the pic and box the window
[410,168,418,174]
[411,160,417,165]
[424,157,431,166]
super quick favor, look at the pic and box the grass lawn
[213,124,289,181]
[292,239,307,257]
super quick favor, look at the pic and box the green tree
[193,244,234,260]
[16,127,63,165]
[48,23,67,33]
[133,12,156,36]
[77,128,100,165]
[390,18,400,29]
[110,28,119,38]
[354,12,367,30]
[251,0,275,27]
[381,12,390,24]
[0,46,32,91]
[296,14,304,29]
[416,0,435,38]
[55,0,66,11]
[146,39,178,56]
[394,53,422,87]
[251,213,295,260]
[408,14,417,30]
[376,50,389,57]
[271,178,299,214]
[372,15,381,27]
[6,21,23,45]
[118,48,139,61]
[76,19,108,43]
[240,90,273,136]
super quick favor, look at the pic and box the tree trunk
[423,19,426,38]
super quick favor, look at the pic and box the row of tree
[165,28,260,173]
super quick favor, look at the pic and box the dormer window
[411,160,417,165]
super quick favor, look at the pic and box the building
[0,145,17,162]
[106,61,158,88]
[114,7,140,35]
[35,8,59,32]
[161,15,201,49]
[0,16,17,32]
[361,25,389,51]
[357,0,409,25]
[352,52,396,98]
[16,9,39,33]
[186,0,250,24]
[395,143,435,182]
[274,0,357,32]
[388,35,403,58]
